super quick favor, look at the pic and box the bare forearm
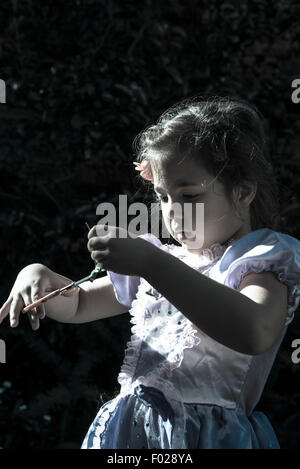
[43,272,79,323]
[44,291,79,323]
[43,273,128,325]
[143,246,261,355]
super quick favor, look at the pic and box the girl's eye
[156,195,168,202]
[182,194,201,199]
[155,194,201,203]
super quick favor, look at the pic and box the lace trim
[81,397,121,448]
[117,272,203,384]
[160,238,233,269]
[116,261,204,448]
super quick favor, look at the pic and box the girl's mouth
[176,231,196,241]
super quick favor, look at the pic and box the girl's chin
[176,232,196,243]
[174,233,207,253]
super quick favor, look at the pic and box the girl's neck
[183,225,252,258]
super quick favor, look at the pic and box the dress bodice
[106,228,300,448]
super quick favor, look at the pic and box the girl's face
[152,154,252,255]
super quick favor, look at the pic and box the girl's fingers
[87,225,97,239]
[95,225,110,237]
[87,224,109,239]
[38,302,46,320]
[29,311,40,330]
[31,287,46,320]
[9,295,24,327]
[0,296,12,324]
[24,294,40,331]
[35,300,46,320]
[7,293,40,330]
[87,231,109,252]
[91,249,109,265]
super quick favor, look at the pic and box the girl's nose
[166,201,184,222]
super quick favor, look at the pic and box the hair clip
[133,160,154,183]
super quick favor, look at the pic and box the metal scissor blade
[72,274,95,286]
[59,275,92,292]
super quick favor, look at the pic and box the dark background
[0,0,300,449]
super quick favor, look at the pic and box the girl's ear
[232,181,257,220]
[234,181,257,208]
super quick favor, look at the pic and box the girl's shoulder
[233,227,299,250]
[138,228,300,265]
[220,228,300,270]
[217,228,300,320]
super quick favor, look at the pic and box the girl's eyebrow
[154,181,205,191]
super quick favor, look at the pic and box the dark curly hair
[133,95,281,232]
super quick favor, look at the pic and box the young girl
[1,96,300,449]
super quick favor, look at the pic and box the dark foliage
[0,0,300,449]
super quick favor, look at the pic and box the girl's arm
[0,265,128,329]
[59,274,129,324]
[142,246,287,355]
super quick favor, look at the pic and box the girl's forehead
[151,156,213,189]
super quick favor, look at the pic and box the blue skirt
[81,385,280,449]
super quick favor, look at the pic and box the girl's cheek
[160,211,171,232]
[161,207,172,226]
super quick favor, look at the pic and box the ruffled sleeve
[106,232,162,309]
[219,228,300,326]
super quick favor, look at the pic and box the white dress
[81,228,300,449]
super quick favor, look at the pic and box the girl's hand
[87,224,155,277]
[0,263,78,331]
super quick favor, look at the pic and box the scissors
[22,222,106,314]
